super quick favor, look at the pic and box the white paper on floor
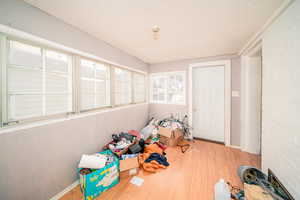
[130,176,144,186]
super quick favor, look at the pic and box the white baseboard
[49,180,79,200]
[228,145,241,149]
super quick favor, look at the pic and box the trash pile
[215,166,293,200]
[77,114,191,200]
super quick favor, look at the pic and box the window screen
[150,72,185,104]
[133,73,146,103]
[80,58,110,111]
[114,68,132,105]
[6,40,73,122]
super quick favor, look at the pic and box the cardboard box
[119,157,139,172]
[111,139,138,158]
[78,150,119,200]
[244,183,274,200]
[120,168,139,179]
[159,127,183,147]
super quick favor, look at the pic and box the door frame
[188,60,231,146]
[240,42,262,154]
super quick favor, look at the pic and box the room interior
[0,0,299,199]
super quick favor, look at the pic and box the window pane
[45,50,69,73]
[8,94,43,120]
[8,67,43,94]
[133,73,145,103]
[81,93,95,110]
[6,41,73,123]
[9,40,42,68]
[150,72,185,104]
[152,76,166,103]
[46,73,69,93]
[45,94,72,115]
[167,74,184,104]
[114,68,132,105]
[80,59,110,110]
[81,59,95,78]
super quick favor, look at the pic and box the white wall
[241,56,262,154]
[0,0,149,199]
[262,1,300,198]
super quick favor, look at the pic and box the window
[133,73,146,103]
[150,71,185,105]
[80,58,110,111]
[0,31,147,127]
[114,68,132,105]
[4,40,73,124]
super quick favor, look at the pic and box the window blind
[80,58,110,111]
[114,68,132,105]
[6,40,73,122]
[133,73,146,103]
[150,72,185,104]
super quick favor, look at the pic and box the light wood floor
[60,140,260,200]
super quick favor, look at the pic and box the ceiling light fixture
[152,25,160,40]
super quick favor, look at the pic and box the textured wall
[149,54,242,146]
[0,0,149,199]
[262,1,300,198]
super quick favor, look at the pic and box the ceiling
[24,0,284,64]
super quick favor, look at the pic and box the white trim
[149,71,186,105]
[240,44,262,154]
[0,34,7,126]
[0,24,147,75]
[239,0,295,56]
[189,60,231,146]
[228,145,241,150]
[0,102,148,134]
[49,180,79,200]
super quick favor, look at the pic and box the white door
[192,66,225,143]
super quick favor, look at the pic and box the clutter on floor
[224,165,294,200]
[77,114,192,199]
[238,166,290,200]
[130,176,144,187]
[214,179,231,200]
[244,183,273,200]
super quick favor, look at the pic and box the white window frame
[113,67,133,106]
[0,25,148,128]
[78,56,112,112]
[132,72,146,104]
[149,71,186,105]
[1,37,75,126]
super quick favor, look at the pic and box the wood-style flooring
[60,140,260,200]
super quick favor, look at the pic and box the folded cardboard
[159,127,183,147]
[119,157,139,172]
[120,168,139,179]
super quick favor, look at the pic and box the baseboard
[228,145,241,149]
[49,180,79,200]
[193,137,225,145]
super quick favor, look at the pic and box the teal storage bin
[78,150,119,200]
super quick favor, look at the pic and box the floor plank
[60,140,261,200]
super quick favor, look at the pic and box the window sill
[0,102,148,135]
[149,102,186,106]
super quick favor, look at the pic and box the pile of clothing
[107,132,138,154]
[138,143,169,173]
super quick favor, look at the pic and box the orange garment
[138,143,167,173]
